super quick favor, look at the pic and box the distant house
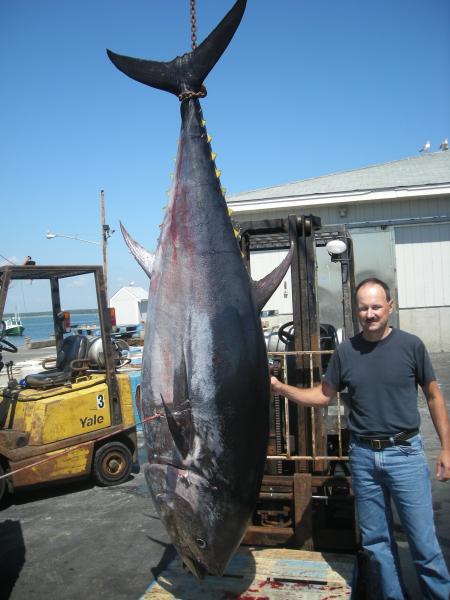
[109,286,148,326]
[227,151,450,351]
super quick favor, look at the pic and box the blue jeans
[349,434,450,599]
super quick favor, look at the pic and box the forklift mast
[238,215,359,551]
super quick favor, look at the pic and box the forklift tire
[93,442,132,487]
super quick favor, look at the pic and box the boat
[4,311,24,336]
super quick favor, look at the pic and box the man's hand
[271,376,283,395]
[436,449,450,482]
[270,376,334,407]
[423,381,450,481]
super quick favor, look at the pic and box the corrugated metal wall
[395,223,450,308]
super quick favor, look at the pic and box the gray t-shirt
[324,327,436,436]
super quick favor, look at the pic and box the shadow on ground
[0,519,26,599]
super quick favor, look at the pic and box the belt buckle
[371,439,382,450]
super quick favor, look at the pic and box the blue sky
[1,0,449,312]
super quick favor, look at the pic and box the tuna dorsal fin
[160,395,193,460]
[252,244,294,312]
[120,221,154,279]
[106,0,246,97]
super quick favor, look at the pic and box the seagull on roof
[419,140,431,152]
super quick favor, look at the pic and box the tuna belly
[146,462,250,576]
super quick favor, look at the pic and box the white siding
[110,294,140,325]
[395,223,450,308]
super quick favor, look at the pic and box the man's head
[355,278,393,341]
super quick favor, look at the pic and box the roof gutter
[227,183,450,213]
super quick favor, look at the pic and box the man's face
[356,283,393,338]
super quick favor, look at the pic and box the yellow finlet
[215,168,222,178]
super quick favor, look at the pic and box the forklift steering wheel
[0,339,18,353]
[0,321,18,353]
[278,321,295,345]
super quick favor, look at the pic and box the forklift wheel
[93,442,132,487]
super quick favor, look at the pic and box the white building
[109,285,148,326]
[227,151,450,351]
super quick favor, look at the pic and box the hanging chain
[179,0,207,100]
[190,0,197,50]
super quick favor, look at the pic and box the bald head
[356,278,391,302]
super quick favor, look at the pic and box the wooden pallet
[142,546,353,599]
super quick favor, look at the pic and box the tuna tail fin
[106,0,246,97]
[120,221,155,279]
[252,244,294,313]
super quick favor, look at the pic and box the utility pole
[101,189,114,300]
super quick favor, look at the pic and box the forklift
[237,215,360,553]
[0,265,138,503]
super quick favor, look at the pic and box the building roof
[227,151,450,205]
[110,286,148,302]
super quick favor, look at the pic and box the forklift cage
[0,265,122,425]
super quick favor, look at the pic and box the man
[271,278,450,599]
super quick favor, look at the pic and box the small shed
[109,285,148,326]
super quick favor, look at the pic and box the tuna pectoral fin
[120,222,154,279]
[107,0,246,97]
[252,244,294,312]
[160,395,193,460]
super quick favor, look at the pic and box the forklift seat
[25,335,90,388]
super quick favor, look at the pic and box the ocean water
[4,312,99,347]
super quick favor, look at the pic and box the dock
[142,546,353,599]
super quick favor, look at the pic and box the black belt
[356,429,419,450]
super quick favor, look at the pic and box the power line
[0,253,16,265]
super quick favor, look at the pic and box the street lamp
[46,191,114,300]
[45,231,100,245]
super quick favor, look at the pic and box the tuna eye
[196,538,207,549]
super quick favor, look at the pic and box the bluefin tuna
[107,0,293,578]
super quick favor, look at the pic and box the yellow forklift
[0,265,138,503]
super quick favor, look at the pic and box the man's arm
[422,380,450,482]
[270,377,336,407]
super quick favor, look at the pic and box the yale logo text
[80,415,104,428]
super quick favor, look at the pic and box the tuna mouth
[180,547,226,579]
[182,555,210,579]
